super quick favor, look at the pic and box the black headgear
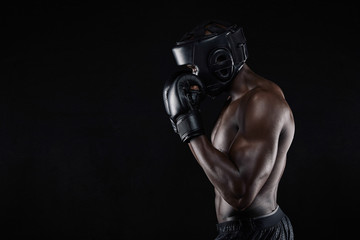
[172,20,248,97]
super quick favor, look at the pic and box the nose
[190,85,200,91]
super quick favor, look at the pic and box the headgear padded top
[172,20,248,97]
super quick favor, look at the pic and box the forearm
[188,135,246,201]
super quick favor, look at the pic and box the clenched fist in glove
[163,68,206,143]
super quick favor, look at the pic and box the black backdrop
[1,2,359,239]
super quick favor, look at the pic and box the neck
[227,64,253,101]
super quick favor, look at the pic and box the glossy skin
[188,64,295,223]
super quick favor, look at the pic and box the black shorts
[215,206,294,240]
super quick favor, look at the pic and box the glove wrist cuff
[176,110,204,143]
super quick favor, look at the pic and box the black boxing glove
[163,70,206,142]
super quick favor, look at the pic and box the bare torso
[210,67,295,223]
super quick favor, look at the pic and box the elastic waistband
[216,206,285,233]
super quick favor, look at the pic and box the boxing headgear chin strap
[172,24,248,97]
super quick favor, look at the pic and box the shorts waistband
[216,206,285,233]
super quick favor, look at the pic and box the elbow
[222,194,254,212]
[233,195,255,211]
[221,183,254,211]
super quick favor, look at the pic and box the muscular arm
[188,91,287,210]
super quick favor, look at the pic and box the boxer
[163,20,295,239]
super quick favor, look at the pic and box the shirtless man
[163,20,295,239]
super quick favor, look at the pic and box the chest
[211,101,245,153]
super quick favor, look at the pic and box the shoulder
[247,85,287,109]
[238,85,293,129]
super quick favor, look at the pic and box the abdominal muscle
[214,175,279,223]
[213,133,286,223]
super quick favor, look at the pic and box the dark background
[1,1,359,239]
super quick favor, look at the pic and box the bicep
[228,93,284,197]
[229,134,278,187]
